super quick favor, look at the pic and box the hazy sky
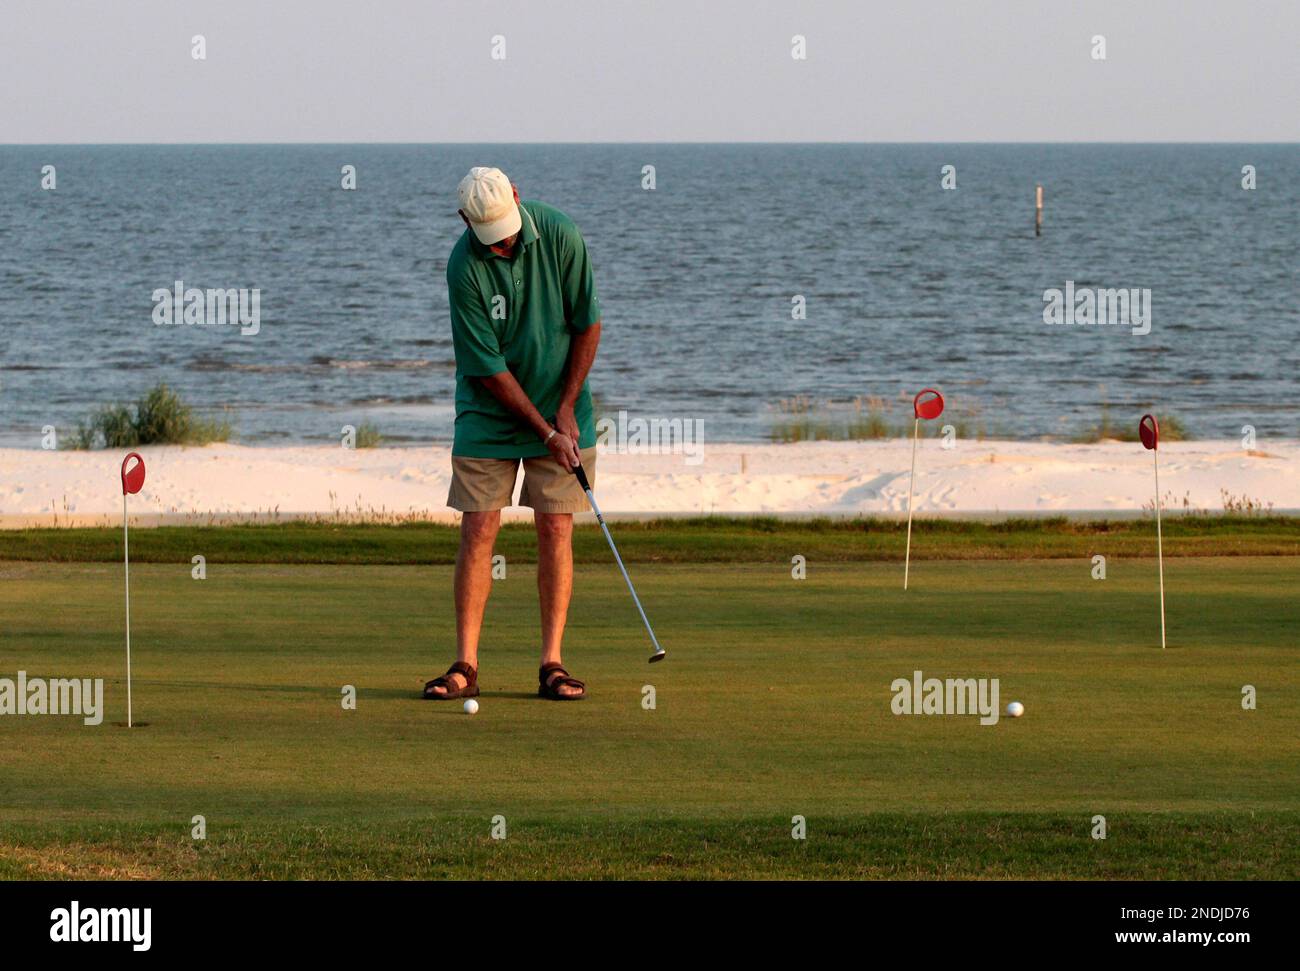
[3,0,1297,142]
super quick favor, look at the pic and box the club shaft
[123,493,132,727]
[1154,450,1166,649]
[583,487,663,656]
[904,418,919,589]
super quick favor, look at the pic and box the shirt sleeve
[559,221,601,333]
[448,270,508,377]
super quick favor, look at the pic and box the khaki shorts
[447,447,596,514]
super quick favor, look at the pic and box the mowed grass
[0,556,1296,879]
[1,515,1296,563]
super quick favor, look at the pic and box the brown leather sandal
[538,662,586,701]
[422,661,479,700]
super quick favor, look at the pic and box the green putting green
[1,553,1296,879]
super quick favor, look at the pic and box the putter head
[648,650,666,664]
[913,388,945,421]
[1139,414,1159,451]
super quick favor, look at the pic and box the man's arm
[477,370,582,470]
[554,320,601,448]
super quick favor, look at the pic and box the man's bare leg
[536,511,581,697]
[428,510,500,697]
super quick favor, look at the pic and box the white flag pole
[904,416,919,590]
[1153,448,1166,650]
[904,389,945,590]
[1139,416,1166,650]
[120,452,144,727]
[124,489,133,726]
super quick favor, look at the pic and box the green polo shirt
[447,201,601,458]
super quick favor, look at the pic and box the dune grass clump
[1075,407,1188,443]
[67,384,231,449]
[354,423,383,449]
[770,395,897,443]
[770,395,983,443]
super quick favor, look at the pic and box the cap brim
[470,204,523,245]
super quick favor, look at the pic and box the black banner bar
[0,880,1280,957]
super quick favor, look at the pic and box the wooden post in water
[1035,184,1043,236]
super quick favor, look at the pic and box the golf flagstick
[573,462,666,663]
[1139,415,1166,649]
[903,388,945,590]
[120,453,146,725]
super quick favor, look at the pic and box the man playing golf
[423,167,600,702]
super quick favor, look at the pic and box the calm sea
[1,144,1296,447]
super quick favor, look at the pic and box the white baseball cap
[457,166,523,244]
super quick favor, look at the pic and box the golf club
[904,388,945,590]
[1139,414,1166,649]
[120,452,146,726]
[572,462,666,663]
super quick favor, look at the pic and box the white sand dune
[0,439,1296,527]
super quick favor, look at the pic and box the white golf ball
[463,699,479,715]
[1005,701,1025,718]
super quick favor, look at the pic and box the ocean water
[1,144,1296,447]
